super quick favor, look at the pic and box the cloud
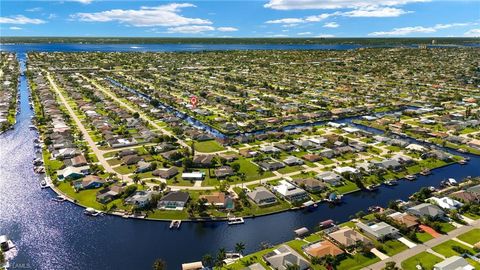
[71,3,211,27]
[9,26,22,30]
[217,27,238,32]
[166,25,239,33]
[464,29,480,37]
[264,0,429,10]
[265,5,411,26]
[167,25,215,33]
[0,15,46,24]
[297,32,312,35]
[266,18,305,24]
[369,22,473,36]
[74,0,94,4]
[25,7,43,12]
[342,7,410,17]
[323,22,339,28]
[315,34,335,37]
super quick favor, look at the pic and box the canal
[0,44,479,270]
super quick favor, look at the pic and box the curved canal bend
[0,44,479,270]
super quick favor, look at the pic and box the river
[0,44,479,270]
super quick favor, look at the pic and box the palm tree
[239,173,246,188]
[215,248,227,267]
[235,242,246,254]
[132,174,140,185]
[202,253,214,268]
[152,258,167,270]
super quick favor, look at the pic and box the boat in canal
[420,169,432,176]
[405,174,417,181]
[169,220,182,229]
[51,195,66,202]
[227,217,244,225]
[84,208,102,217]
[384,180,398,186]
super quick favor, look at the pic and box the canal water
[0,44,479,270]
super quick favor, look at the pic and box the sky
[0,0,479,37]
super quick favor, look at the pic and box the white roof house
[333,166,359,175]
[406,144,427,152]
[433,256,474,270]
[429,197,464,210]
[272,180,308,202]
[182,172,205,180]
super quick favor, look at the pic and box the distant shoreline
[1,37,479,45]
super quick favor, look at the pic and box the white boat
[0,235,18,267]
[84,207,102,217]
[447,178,458,186]
[227,217,244,225]
[51,195,66,202]
[28,125,37,130]
[40,180,48,189]
[405,175,417,181]
[169,220,182,229]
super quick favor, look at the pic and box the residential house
[135,161,153,173]
[333,166,360,176]
[158,191,190,210]
[152,167,178,179]
[433,256,474,270]
[302,153,321,162]
[193,155,214,167]
[304,240,345,258]
[214,166,234,178]
[292,178,327,193]
[272,180,309,202]
[388,212,420,229]
[429,197,463,210]
[328,227,371,248]
[263,245,310,270]
[122,155,142,165]
[356,221,400,241]
[125,191,155,208]
[57,165,90,180]
[73,175,105,190]
[258,160,285,171]
[407,203,445,219]
[283,156,304,166]
[96,184,125,204]
[259,145,281,154]
[199,192,234,210]
[182,172,205,181]
[247,187,277,206]
[316,171,343,186]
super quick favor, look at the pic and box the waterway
[0,44,479,270]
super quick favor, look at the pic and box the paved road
[364,219,480,270]
[81,74,192,149]
[46,72,130,180]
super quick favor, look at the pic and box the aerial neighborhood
[5,47,477,270]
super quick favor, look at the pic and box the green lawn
[234,158,274,181]
[401,251,443,270]
[332,180,360,194]
[437,222,456,234]
[146,209,189,220]
[432,240,476,257]
[457,229,480,245]
[193,140,225,153]
[381,239,408,256]
[336,253,380,270]
[416,232,434,243]
[277,165,303,174]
